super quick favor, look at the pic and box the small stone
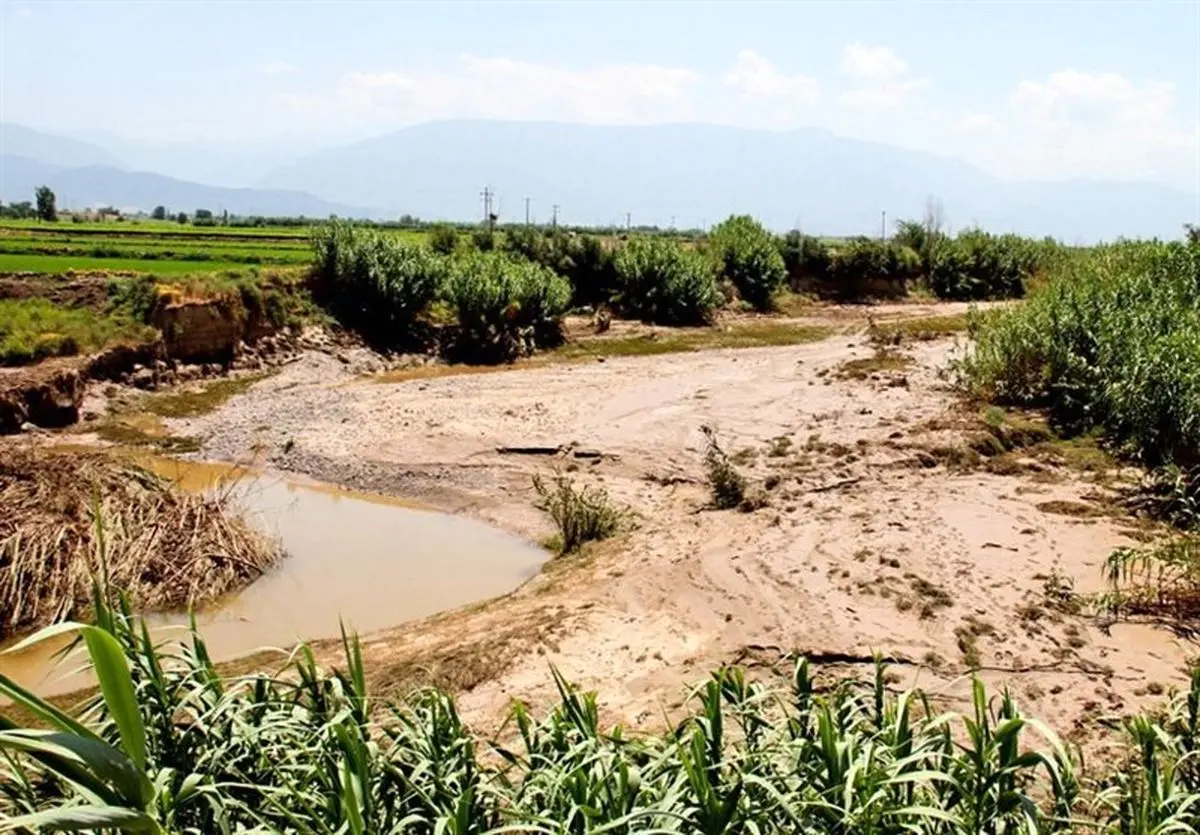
[131,368,155,389]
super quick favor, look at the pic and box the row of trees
[1,187,223,225]
[0,186,57,221]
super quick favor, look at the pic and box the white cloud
[285,55,702,127]
[955,112,1000,133]
[260,60,299,75]
[841,43,907,79]
[837,43,925,108]
[992,69,1198,181]
[724,50,819,104]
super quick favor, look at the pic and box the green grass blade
[79,625,148,779]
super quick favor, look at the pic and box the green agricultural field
[0,252,249,275]
[0,239,311,265]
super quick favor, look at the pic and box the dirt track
[168,306,1195,746]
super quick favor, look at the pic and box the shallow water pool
[0,457,545,693]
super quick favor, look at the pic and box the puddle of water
[1,458,546,695]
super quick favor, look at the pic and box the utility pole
[480,186,494,230]
[551,204,559,231]
[524,197,530,227]
[625,212,631,233]
[880,210,887,241]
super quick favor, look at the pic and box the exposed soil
[83,303,1198,752]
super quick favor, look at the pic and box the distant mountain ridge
[0,124,122,169]
[3,121,1196,241]
[257,120,1198,242]
[0,153,371,218]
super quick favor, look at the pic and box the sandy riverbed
[158,304,1194,750]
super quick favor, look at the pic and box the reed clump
[0,445,280,637]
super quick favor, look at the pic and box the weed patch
[533,472,627,554]
[142,372,270,419]
[701,425,746,509]
[0,297,154,366]
[869,313,968,346]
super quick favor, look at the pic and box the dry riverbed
[92,303,1197,752]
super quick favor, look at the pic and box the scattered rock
[130,368,156,389]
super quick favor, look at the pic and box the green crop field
[0,252,248,275]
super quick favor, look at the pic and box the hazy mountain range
[2,121,1196,241]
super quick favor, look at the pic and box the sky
[2,0,1198,188]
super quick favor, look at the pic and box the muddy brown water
[0,457,547,695]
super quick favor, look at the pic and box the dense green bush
[959,241,1200,466]
[778,231,833,287]
[927,230,1049,300]
[470,226,496,252]
[500,225,548,263]
[709,215,786,310]
[613,237,720,325]
[4,584,1199,833]
[310,220,447,346]
[552,232,619,308]
[443,251,570,362]
[498,228,619,308]
[427,223,460,255]
[828,238,922,285]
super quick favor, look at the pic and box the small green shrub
[709,215,787,310]
[614,237,720,325]
[701,425,746,509]
[533,472,626,553]
[443,252,570,362]
[107,274,159,322]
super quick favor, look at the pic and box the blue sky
[3,1,1198,186]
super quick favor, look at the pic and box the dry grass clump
[0,445,280,637]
